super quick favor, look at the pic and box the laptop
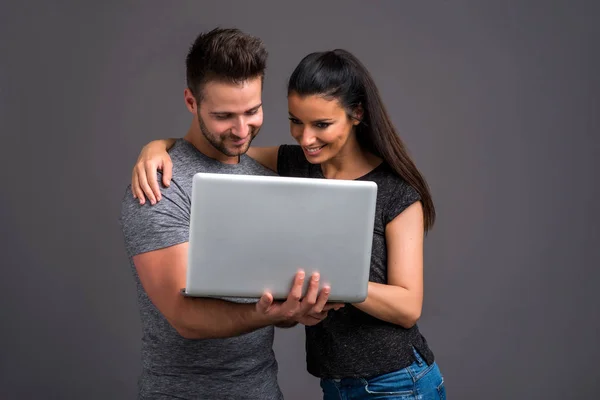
[184,172,378,303]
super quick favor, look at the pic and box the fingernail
[313,273,320,282]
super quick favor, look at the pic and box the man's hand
[296,302,345,326]
[256,270,345,327]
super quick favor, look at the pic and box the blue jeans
[320,349,446,399]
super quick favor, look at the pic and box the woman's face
[287,92,360,164]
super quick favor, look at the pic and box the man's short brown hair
[186,27,268,100]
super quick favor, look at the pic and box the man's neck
[183,128,239,165]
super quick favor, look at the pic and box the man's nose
[231,118,250,138]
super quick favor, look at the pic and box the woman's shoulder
[278,144,305,159]
[369,164,422,223]
[277,144,311,177]
[366,163,414,189]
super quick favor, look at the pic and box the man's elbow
[172,321,221,339]
[165,311,210,340]
[174,324,204,339]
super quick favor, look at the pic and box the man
[119,28,334,399]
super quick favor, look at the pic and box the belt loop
[412,346,424,366]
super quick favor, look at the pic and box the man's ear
[184,88,198,114]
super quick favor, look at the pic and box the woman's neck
[320,136,381,180]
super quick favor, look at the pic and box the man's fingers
[323,303,345,312]
[308,311,328,320]
[312,285,331,313]
[314,310,329,320]
[287,270,305,303]
[297,311,328,326]
[302,273,320,308]
[256,292,274,314]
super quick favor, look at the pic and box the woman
[130,49,446,399]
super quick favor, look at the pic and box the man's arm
[134,242,271,339]
[123,168,340,336]
[134,241,335,339]
[275,320,299,328]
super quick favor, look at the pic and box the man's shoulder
[119,154,192,232]
[119,180,190,258]
[239,154,278,176]
[120,174,190,215]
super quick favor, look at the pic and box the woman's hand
[132,139,176,205]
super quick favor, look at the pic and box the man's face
[192,77,263,157]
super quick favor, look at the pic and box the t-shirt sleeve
[119,177,190,258]
[277,144,310,177]
[382,181,422,226]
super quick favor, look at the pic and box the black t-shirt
[277,144,435,379]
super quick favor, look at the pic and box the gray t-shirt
[119,139,282,400]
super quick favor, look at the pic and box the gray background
[1,1,598,399]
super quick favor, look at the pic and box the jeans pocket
[362,369,415,398]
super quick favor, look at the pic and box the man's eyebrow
[246,103,262,112]
[209,103,263,115]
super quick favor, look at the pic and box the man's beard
[198,113,259,157]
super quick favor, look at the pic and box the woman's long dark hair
[287,49,436,232]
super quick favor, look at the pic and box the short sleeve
[382,181,422,226]
[119,177,190,258]
[277,144,311,177]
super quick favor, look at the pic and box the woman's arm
[246,146,280,173]
[131,140,281,204]
[131,138,177,205]
[352,201,425,329]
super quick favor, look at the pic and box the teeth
[305,145,324,154]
